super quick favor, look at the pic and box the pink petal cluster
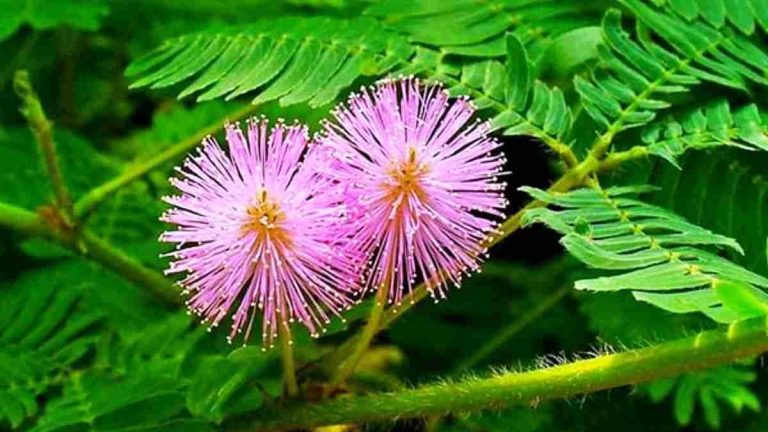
[320,77,507,305]
[160,119,358,347]
[160,78,507,346]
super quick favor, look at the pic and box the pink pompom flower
[319,77,507,306]
[160,118,357,347]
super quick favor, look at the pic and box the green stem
[226,318,768,431]
[454,285,570,372]
[598,145,649,172]
[73,104,258,218]
[14,70,73,220]
[0,201,47,236]
[332,283,390,384]
[78,231,179,304]
[279,322,298,398]
[319,160,598,375]
[0,201,179,305]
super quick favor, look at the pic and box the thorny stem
[279,321,299,397]
[73,104,259,218]
[332,282,391,384]
[14,71,74,221]
[226,318,768,431]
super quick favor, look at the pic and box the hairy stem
[14,70,73,220]
[332,283,391,384]
[0,201,179,304]
[454,285,570,372]
[73,104,258,218]
[279,322,299,397]
[78,231,179,304]
[227,319,768,431]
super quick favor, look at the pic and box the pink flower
[160,118,357,347]
[319,77,507,305]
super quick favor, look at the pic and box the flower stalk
[72,104,258,218]
[332,283,390,384]
[279,320,299,397]
[322,157,597,378]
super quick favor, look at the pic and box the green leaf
[504,34,530,110]
[640,149,768,276]
[575,5,768,137]
[641,102,768,168]
[659,0,767,33]
[366,0,600,58]
[0,262,104,428]
[642,362,760,428]
[713,279,768,319]
[522,186,768,323]
[127,17,412,107]
[540,26,602,77]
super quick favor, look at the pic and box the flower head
[160,118,357,347]
[320,77,507,305]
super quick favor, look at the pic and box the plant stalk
[226,318,768,431]
[73,104,258,218]
[14,70,73,220]
[332,282,390,384]
[322,160,597,376]
[279,321,299,398]
[0,201,179,305]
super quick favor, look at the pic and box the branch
[14,70,73,219]
[72,104,258,218]
[598,146,649,171]
[0,201,179,304]
[227,318,768,430]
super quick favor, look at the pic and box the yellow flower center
[244,189,290,245]
[386,147,429,202]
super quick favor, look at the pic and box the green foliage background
[2,0,768,431]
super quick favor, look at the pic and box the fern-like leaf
[655,0,768,35]
[575,5,768,137]
[639,149,768,276]
[644,362,760,428]
[396,36,574,159]
[521,185,768,323]
[0,264,103,428]
[366,0,600,58]
[126,17,412,107]
[641,101,768,167]
[30,315,207,432]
